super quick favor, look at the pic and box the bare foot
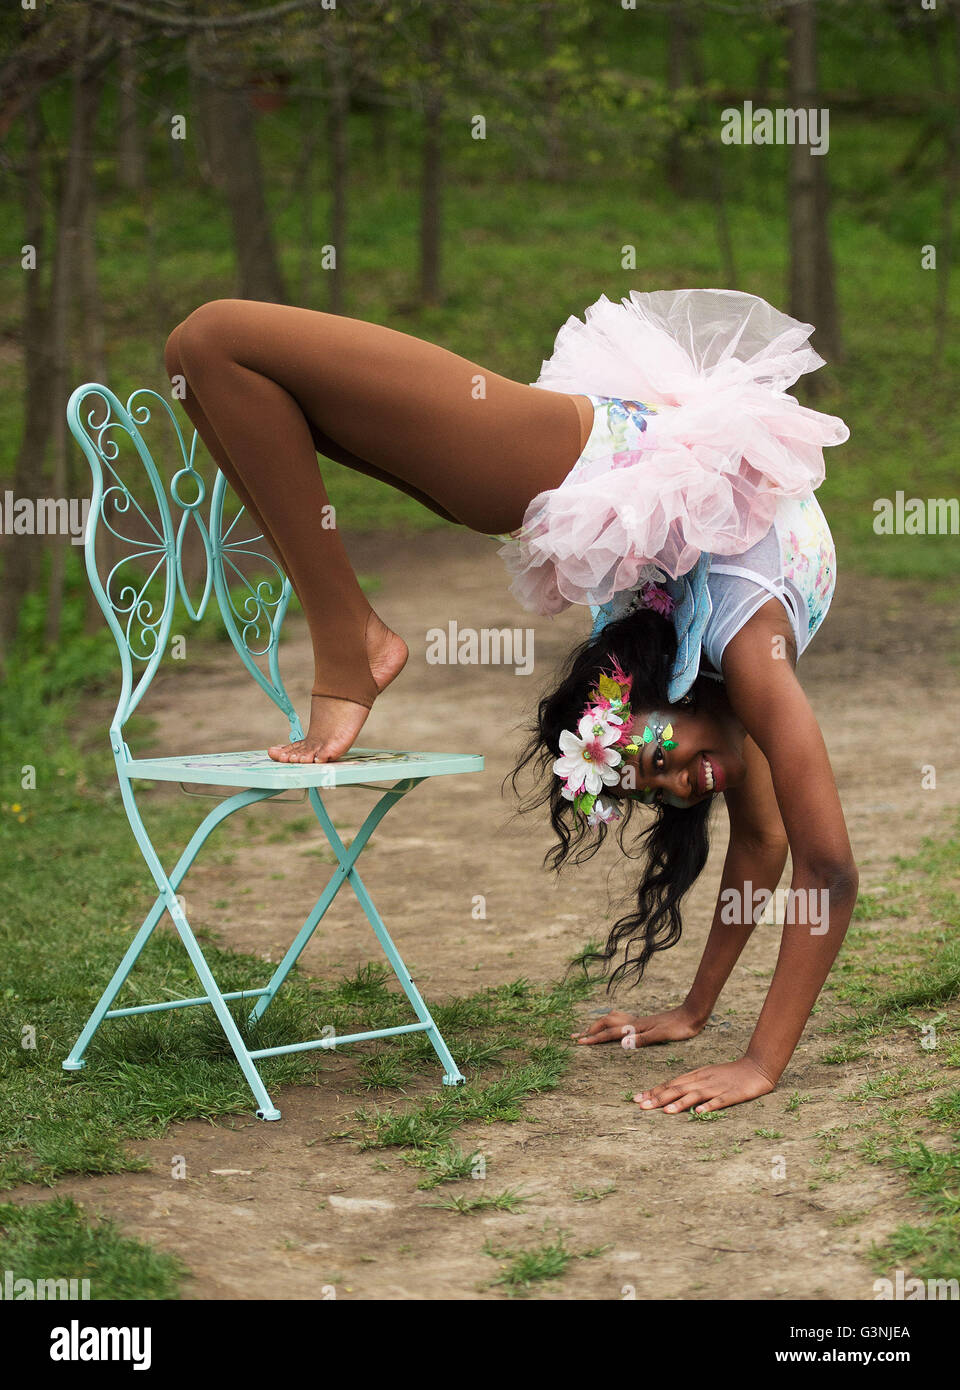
[268,613,408,764]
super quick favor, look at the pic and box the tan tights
[164,299,592,708]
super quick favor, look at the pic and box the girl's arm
[637,622,858,1113]
[683,736,789,1027]
[577,736,786,1046]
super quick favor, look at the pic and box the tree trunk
[419,13,446,307]
[205,77,287,303]
[0,99,53,661]
[688,27,737,289]
[77,155,109,635]
[326,51,349,315]
[787,0,841,364]
[666,2,693,196]
[117,22,144,192]
[933,11,959,363]
[188,34,219,189]
[46,17,105,648]
[540,2,565,182]
[298,96,317,305]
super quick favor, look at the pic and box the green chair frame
[61,383,481,1120]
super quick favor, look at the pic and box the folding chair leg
[337,822,465,1086]
[166,895,282,1120]
[249,780,413,1022]
[62,909,165,1073]
[253,782,464,1086]
[65,772,464,1121]
[64,782,285,1119]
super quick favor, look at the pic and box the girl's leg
[169,298,589,761]
[164,325,461,601]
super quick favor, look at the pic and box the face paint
[624,710,696,810]
[640,713,677,751]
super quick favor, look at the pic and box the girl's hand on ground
[634,1056,776,1114]
[573,1004,703,1048]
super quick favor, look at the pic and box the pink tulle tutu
[498,288,850,616]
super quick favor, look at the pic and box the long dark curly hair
[512,607,715,988]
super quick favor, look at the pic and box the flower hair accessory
[637,581,675,618]
[551,658,680,826]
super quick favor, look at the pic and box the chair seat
[125,746,484,789]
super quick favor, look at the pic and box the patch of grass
[822,1042,868,1065]
[357,1053,414,1092]
[428,1187,529,1214]
[1,783,318,1185]
[0,1196,184,1300]
[402,1143,483,1190]
[484,1228,608,1297]
[872,1123,960,1281]
[353,1043,574,1150]
[824,819,960,1283]
[848,1069,937,1103]
[572,1183,616,1203]
[833,1210,868,1228]
[265,815,315,844]
[876,1220,960,1285]
[785,1092,813,1113]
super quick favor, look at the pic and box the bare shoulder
[723,596,797,673]
[720,600,809,744]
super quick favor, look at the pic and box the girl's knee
[163,321,185,379]
[175,299,246,369]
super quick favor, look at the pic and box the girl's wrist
[682,992,713,1030]
[744,1050,780,1086]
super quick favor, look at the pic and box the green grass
[350,1042,580,1151]
[817,814,960,1283]
[483,1229,608,1297]
[872,1120,960,1284]
[572,1183,617,1203]
[427,1187,529,1215]
[403,1142,485,1190]
[0,1196,184,1301]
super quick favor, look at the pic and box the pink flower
[639,582,674,617]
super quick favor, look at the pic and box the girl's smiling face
[616,694,748,808]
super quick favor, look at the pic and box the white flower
[584,705,623,736]
[586,797,621,827]
[552,714,623,796]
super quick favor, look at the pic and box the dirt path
[16,532,960,1299]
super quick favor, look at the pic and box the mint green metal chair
[62,383,481,1120]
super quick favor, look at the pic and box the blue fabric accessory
[589,551,713,704]
[664,552,713,702]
